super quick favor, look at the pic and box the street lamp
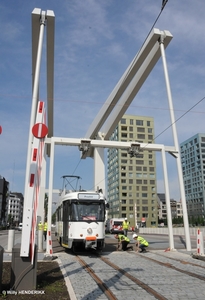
[134,202,138,230]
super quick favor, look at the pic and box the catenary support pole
[159,33,191,251]
[47,137,55,255]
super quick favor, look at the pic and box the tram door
[63,200,69,244]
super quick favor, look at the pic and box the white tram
[56,177,108,251]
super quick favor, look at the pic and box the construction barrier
[20,101,47,263]
[47,230,53,255]
[197,228,204,255]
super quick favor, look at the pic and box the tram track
[54,234,205,300]
[53,235,205,299]
[151,251,205,269]
[76,255,118,300]
[72,249,205,300]
[133,252,205,282]
[76,253,169,300]
[99,255,168,300]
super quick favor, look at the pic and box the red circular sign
[0,126,2,135]
[32,123,48,138]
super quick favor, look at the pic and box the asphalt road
[104,232,198,252]
[0,230,199,254]
[0,230,22,250]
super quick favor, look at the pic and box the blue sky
[0,0,205,202]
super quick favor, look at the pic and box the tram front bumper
[85,236,97,249]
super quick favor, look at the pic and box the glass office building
[180,133,205,220]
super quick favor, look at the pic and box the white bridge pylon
[85,28,172,142]
[21,8,54,259]
[81,27,191,251]
[22,7,191,260]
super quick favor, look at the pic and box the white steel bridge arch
[21,8,191,259]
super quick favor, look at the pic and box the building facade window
[136,120,143,126]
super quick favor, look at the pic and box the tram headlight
[87,227,93,234]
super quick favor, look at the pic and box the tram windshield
[70,201,105,222]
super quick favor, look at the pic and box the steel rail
[76,255,118,300]
[136,253,205,281]
[99,255,168,300]
[152,252,205,269]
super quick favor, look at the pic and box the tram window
[56,205,63,221]
[70,202,105,221]
[63,201,69,222]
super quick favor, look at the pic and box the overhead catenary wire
[63,157,82,189]
[121,0,169,84]
[153,96,205,142]
[71,92,205,191]
[2,93,205,115]
[132,95,205,157]
[71,157,82,177]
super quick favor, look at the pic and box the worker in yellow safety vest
[122,217,129,236]
[43,221,48,241]
[115,234,133,251]
[38,221,43,231]
[133,233,149,253]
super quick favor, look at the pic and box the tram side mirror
[106,203,109,209]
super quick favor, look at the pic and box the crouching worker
[133,233,149,253]
[114,234,133,251]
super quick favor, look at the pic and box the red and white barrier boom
[47,230,53,255]
[197,228,204,256]
[20,101,47,263]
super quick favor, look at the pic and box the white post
[200,231,204,255]
[46,138,55,255]
[159,33,191,251]
[38,230,43,252]
[37,149,46,222]
[161,146,175,250]
[7,230,15,252]
[134,203,138,229]
[197,228,204,255]
[94,147,105,193]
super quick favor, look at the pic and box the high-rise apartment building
[7,192,24,226]
[180,133,205,220]
[107,114,158,228]
[0,176,9,226]
[157,193,183,221]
